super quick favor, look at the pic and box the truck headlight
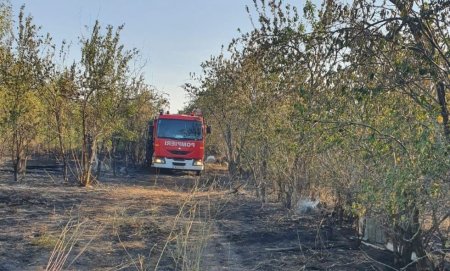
[154,157,166,164]
[193,159,203,166]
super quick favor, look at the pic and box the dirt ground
[0,160,407,271]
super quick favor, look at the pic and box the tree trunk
[96,142,106,181]
[261,144,269,204]
[284,183,293,209]
[409,208,433,270]
[112,138,118,176]
[19,151,27,178]
[12,130,18,182]
[81,134,88,185]
[81,114,88,185]
[124,142,130,174]
[12,131,26,182]
[63,158,68,183]
[228,160,239,180]
[86,137,97,186]
[224,123,239,180]
[81,132,96,186]
[13,155,19,182]
[393,207,434,270]
[436,81,450,143]
[55,111,68,182]
[80,105,95,186]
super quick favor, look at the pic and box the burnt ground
[201,193,396,271]
[0,159,403,271]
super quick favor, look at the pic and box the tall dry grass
[43,174,223,271]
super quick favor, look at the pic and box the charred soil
[0,160,401,270]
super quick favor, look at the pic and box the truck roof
[157,114,203,121]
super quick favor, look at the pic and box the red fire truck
[147,110,210,175]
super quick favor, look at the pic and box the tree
[248,0,450,268]
[97,79,165,177]
[0,0,11,159]
[0,0,11,39]
[0,6,50,181]
[315,0,450,267]
[186,54,246,180]
[77,21,141,186]
[41,52,78,182]
[187,33,303,205]
[187,0,449,268]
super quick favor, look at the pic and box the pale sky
[9,0,258,112]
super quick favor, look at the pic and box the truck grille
[169,150,190,155]
[173,162,186,166]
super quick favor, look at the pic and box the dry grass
[152,178,218,271]
[31,233,60,249]
[169,202,212,271]
[45,218,103,271]
[205,163,228,171]
[39,175,222,271]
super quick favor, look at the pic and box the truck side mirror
[206,125,211,134]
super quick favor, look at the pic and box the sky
[9,0,258,112]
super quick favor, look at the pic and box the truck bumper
[152,158,204,171]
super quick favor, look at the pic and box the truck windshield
[157,119,202,140]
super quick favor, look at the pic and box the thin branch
[304,118,409,153]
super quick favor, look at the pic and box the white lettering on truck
[164,141,195,148]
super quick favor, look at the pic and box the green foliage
[0,0,11,40]
[0,6,49,180]
[75,20,164,185]
[187,0,450,268]
[0,6,164,184]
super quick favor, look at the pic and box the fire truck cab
[147,110,210,175]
